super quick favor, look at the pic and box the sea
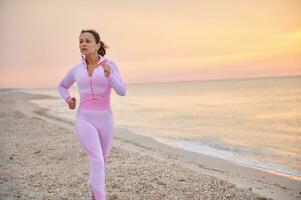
[22,75,301,180]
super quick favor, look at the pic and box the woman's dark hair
[80,29,109,56]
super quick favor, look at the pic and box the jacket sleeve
[106,60,127,96]
[58,67,76,103]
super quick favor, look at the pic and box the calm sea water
[22,76,301,179]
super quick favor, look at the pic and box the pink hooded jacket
[58,54,126,110]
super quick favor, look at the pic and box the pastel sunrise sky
[0,0,300,88]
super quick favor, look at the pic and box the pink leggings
[76,108,115,200]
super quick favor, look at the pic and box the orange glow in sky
[0,0,300,88]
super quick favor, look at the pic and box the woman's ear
[96,43,101,51]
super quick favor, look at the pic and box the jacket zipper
[85,60,96,100]
[89,76,95,99]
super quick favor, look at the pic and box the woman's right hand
[68,97,76,110]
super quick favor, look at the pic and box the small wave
[153,136,301,177]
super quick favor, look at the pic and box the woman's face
[79,32,100,56]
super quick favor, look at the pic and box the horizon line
[1,74,300,90]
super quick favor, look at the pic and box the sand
[0,89,300,200]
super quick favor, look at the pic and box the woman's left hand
[102,63,111,77]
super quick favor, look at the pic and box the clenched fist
[68,97,76,110]
[102,63,111,77]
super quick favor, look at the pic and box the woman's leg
[97,112,115,171]
[76,114,106,200]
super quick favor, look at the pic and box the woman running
[58,29,126,200]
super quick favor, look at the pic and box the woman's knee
[89,161,105,177]
[88,156,105,169]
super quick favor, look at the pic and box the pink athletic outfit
[58,54,126,200]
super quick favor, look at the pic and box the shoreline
[1,89,301,199]
[125,127,301,182]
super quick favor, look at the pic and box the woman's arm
[58,67,76,103]
[105,60,127,96]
